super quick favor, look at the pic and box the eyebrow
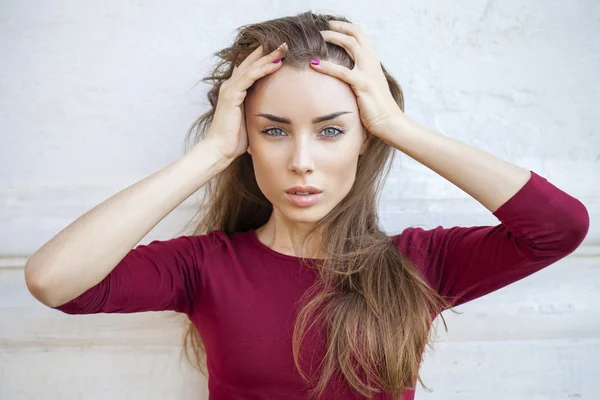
[254,111,353,124]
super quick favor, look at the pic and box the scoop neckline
[247,229,324,263]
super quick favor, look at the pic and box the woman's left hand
[310,20,403,140]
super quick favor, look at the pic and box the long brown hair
[178,10,457,399]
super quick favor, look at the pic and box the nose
[288,135,315,174]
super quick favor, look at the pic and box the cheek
[327,156,360,191]
[249,142,281,170]
[248,145,284,197]
[248,133,271,161]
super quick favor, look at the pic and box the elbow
[558,200,590,255]
[24,262,64,308]
[525,200,590,259]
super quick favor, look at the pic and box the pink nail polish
[311,58,320,65]
[272,59,281,64]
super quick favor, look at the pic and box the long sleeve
[392,171,590,309]
[52,234,214,316]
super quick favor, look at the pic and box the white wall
[1,0,598,399]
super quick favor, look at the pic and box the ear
[359,128,371,155]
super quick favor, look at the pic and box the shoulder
[174,229,253,259]
[389,225,458,288]
[174,229,234,254]
[390,225,443,262]
[136,230,236,267]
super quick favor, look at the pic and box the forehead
[246,65,358,115]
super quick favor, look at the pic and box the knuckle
[339,35,359,50]
[246,68,260,82]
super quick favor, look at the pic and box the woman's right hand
[205,42,289,161]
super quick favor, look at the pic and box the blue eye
[261,127,285,137]
[321,126,344,138]
[260,125,345,138]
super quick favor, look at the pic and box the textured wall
[1,1,598,399]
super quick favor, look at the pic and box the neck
[255,215,324,259]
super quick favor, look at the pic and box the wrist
[184,138,234,172]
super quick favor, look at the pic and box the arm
[25,138,232,308]
[380,114,532,213]
[386,115,589,307]
[394,171,589,308]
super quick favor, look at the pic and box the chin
[289,206,333,222]
[273,202,325,222]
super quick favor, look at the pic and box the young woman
[24,11,589,400]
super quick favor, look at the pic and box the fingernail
[272,58,281,64]
[278,42,288,50]
[310,58,320,65]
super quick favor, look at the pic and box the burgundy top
[54,171,590,399]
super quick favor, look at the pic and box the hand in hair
[206,42,289,160]
[310,20,402,141]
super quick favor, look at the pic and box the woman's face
[244,64,370,225]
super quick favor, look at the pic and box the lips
[285,186,322,195]
[285,192,323,207]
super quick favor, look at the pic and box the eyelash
[260,125,345,139]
